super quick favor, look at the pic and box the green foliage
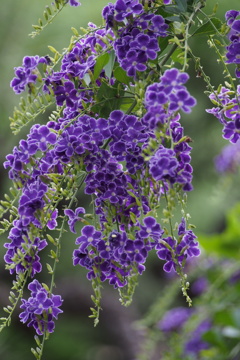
[199,203,240,259]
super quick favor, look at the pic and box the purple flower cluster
[225,10,240,78]
[72,217,163,288]
[215,141,240,173]
[5,0,202,337]
[144,68,196,129]
[155,218,200,272]
[115,14,168,77]
[10,56,47,94]
[103,0,168,77]
[19,280,63,335]
[207,85,240,144]
[144,68,196,191]
[42,25,115,118]
[3,181,51,276]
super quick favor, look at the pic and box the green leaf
[113,67,131,86]
[175,0,187,12]
[103,50,116,79]
[158,36,171,53]
[93,53,110,81]
[192,17,223,37]
[171,47,186,65]
[91,80,125,118]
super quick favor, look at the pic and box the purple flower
[19,180,48,227]
[28,124,57,152]
[68,0,81,6]
[10,56,46,94]
[225,10,240,77]
[158,307,192,332]
[177,218,200,258]
[64,207,86,233]
[47,209,58,230]
[114,0,143,22]
[169,89,196,113]
[225,10,240,26]
[149,146,179,182]
[138,216,164,241]
[155,236,177,272]
[54,81,79,108]
[74,225,102,253]
[19,280,63,335]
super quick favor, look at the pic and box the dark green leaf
[175,0,187,12]
[192,17,223,37]
[103,50,116,79]
[114,67,131,85]
[163,6,183,15]
[91,80,125,118]
[93,53,110,81]
[171,47,186,65]
[214,310,235,327]
[202,330,226,350]
[158,36,171,53]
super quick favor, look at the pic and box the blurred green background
[0,1,239,359]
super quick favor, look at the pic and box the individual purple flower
[74,225,102,253]
[155,236,178,272]
[64,207,86,233]
[114,0,143,22]
[19,279,63,335]
[47,209,58,230]
[138,216,164,241]
[158,307,192,332]
[129,33,160,61]
[169,89,197,113]
[225,10,240,26]
[18,180,48,227]
[28,124,57,152]
[68,0,81,6]
[53,81,79,108]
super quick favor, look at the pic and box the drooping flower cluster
[155,218,200,272]
[144,68,196,191]
[5,0,201,338]
[225,10,240,78]
[10,56,47,94]
[19,280,63,335]
[71,217,163,288]
[103,0,168,77]
[207,85,240,144]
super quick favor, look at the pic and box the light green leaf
[93,53,110,81]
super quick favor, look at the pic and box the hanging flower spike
[19,279,63,335]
